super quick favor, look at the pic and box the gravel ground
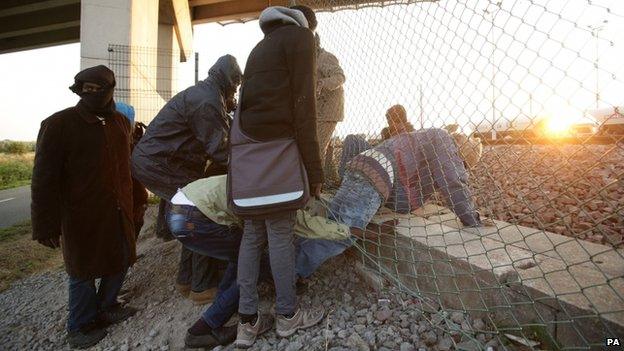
[0,207,501,351]
[472,144,624,247]
[5,144,618,350]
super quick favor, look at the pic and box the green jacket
[181,175,350,241]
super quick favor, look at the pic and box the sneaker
[276,306,325,338]
[67,324,107,349]
[98,304,138,326]
[176,283,191,298]
[189,287,218,305]
[184,325,237,349]
[234,314,274,349]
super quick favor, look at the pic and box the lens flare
[545,116,573,135]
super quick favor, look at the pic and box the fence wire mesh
[108,45,180,124]
[109,0,624,349]
[301,0,624,349]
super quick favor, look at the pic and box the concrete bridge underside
[0,0,424,122]
[0,0,411,55]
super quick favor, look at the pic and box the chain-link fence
[108,45,181,123]
[109,1,624,349]
[301,0,623,349]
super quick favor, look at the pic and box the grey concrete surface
[365,204,624,349]
[0,185,31,229]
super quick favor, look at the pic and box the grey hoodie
[259,6,308,33]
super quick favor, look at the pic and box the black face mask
[70,65,117,116]
[78,88,115,114]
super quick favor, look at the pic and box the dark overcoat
[31,103,136,279]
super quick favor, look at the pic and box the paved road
[0,185,31,229]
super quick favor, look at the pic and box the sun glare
[545,115,573,135]
[538,100,582,137]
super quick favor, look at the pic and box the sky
[1,0,623,141]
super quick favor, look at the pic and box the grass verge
[0,152,34,190]
[0,179,31,191]
[0,221,63,292]
[147,195,161,205]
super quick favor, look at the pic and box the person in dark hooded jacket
[131,55,243,305]
[132,55,242,199]
[232,5,325,349]
[31,65,137,349]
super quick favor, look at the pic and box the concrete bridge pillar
[80,0,192,122]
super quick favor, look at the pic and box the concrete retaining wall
[360,205,624,349]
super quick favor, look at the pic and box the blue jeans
[296,171,383,278]
[338,134,372,178]
[158,199,219,292]
[330,171,383,230]
[167,204,245,329]
[295,236,354,278]
[67,270,127,332]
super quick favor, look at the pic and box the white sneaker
[234,313,274,349]
[275,306,325,338]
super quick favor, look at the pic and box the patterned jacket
[346,129,481,227]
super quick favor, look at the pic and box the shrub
[0,141,34,154]
[0,159,33,189]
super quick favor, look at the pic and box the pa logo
[606,338,621,347]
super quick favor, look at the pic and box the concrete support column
[79,0,189,122]
[80,0,133,69]
[157,23,178,101]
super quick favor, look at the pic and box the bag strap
[231,85,298,145]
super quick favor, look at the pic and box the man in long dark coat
[31,65,137,349]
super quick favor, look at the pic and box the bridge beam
[0,0,80,54]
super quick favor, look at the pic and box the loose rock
[375,308,392,322]
[400,342,416,351]
[347,332,370,351]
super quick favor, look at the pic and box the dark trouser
[67,269,127,332]
[238,211,297,316]
[167,205,249,328]
[177,246,219,292]
[159,199,219,291]
[156,199,175,241]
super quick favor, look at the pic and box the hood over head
[259,6,308,34]
[290,5,317,31]
[207,54,242,96]
[115,102,135,125]
[70,65,116,116]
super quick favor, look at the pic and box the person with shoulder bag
[227,5,325,349]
